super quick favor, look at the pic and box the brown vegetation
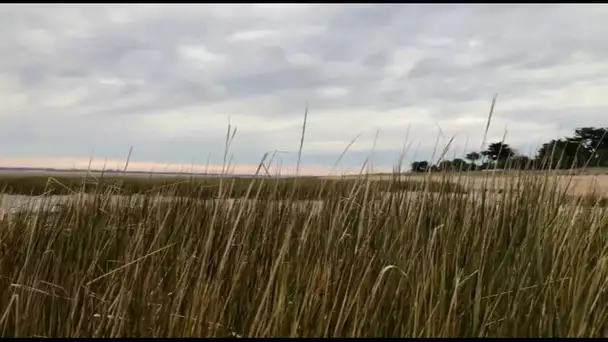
[0,170,607,337]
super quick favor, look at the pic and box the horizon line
[0,157,393,177]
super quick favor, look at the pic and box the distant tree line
[410,127,608,172]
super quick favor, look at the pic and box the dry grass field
[328,168,608,197]
[0,167,608,337]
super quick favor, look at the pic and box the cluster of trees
[411,127,608,172]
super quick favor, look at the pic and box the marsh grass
[0,169,608,337]
[0,174,465,199]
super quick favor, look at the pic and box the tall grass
[0,169,607,337]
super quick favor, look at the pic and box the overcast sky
[1,4,607,175]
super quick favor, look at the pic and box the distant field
[0,169,256,179]
[0,170,466,200]
[2,168,608,197]
[327,168,608,196]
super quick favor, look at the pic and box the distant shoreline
[0,167,270,178]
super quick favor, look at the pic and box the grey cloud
[407,57,457,79]
[18,63,48,87]
[1,4,608,169]
[223,66,333,98]
[362,52,389,69]
[500,106,608,131]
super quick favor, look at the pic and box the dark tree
[437,160,453,171]
[536,139,588,169]
[451,158,468,171]
[481,142,515,162]
[567,127,608,166]
[410,161,429,173]
[435,158,468,172]
[465,152,481,163]
[508,155,533,170]
[464,152,481,170]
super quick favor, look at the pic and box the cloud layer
[1,4,607,174]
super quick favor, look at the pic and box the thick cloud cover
[1,4,607,174]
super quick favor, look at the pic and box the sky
[1,4,608,175]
